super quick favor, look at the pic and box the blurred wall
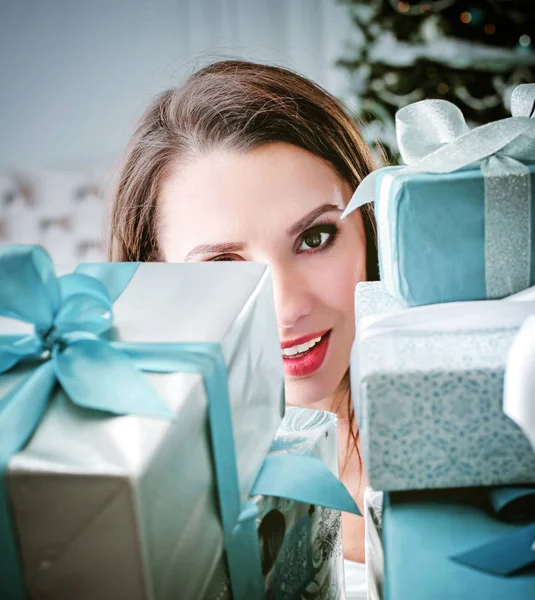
[0,0,354,169]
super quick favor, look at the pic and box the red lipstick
[281,330,331,378]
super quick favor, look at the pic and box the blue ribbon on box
[342,83,535,299]
[451,486,535,576]
[0,245,360,600]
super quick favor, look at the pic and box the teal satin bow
[0,245,360,600]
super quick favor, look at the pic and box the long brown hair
[109,60,379,461]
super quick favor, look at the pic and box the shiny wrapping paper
[3,262,284,600]
[352,282,535,492]
[205,407,346,600]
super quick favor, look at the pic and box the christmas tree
[338,0,535,164]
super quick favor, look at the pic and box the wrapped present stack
[343,83,535,599]
[0,246,359,600]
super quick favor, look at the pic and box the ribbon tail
[225,501,265,600]
[251,454,361,516]
[0,361,57,600]
[451,523,535,576]
[0,334,42,374]
[451,486,535,576]
[116,342,256,598]
[55,274,114,337]
[53,339,175,419]
[341,170,380,218]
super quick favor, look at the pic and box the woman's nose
[270,263,313,331]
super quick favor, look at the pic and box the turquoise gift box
[1,252,286,600]
[351,282,535,492]
[206,408,346,600]
[381,488,535,600]
[342,82,535,307]
[374,163,535,306]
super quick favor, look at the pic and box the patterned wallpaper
[0,168,109,263]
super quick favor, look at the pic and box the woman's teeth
[282,336,322,358]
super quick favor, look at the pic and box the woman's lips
[281,330,331,377]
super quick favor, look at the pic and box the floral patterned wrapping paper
[205,407,346,600]
[353,281,535,492]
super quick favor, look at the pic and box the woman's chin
[283,377,340,413]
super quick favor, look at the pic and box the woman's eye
[300,231,329,250]
[298,224,338,252]
[210,255,236,262]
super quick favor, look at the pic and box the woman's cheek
[306,246,362,313]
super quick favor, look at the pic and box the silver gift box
[3,262,284,600]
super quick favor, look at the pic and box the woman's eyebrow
[185,242,245,260]
[287,203,342,236]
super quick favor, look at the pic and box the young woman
[109,60,379,599]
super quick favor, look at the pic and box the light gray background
[0,0,355,169]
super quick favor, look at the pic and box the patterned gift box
[352,281,535,492]
[2,254,284,600]
[205,408,347,600]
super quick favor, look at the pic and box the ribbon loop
[511,83,535,118]
[342,83,535,218]
[0,245,60,329]
[396,99,469,164]
[55,273,114,337]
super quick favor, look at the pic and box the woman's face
[159,142,367,410]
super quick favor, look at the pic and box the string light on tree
[460,11,472,24]
[339,0,535,164]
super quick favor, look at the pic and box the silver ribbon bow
[343,84,535,298]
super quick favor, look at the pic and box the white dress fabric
[344,560,367,600]
[344,488,384,600]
